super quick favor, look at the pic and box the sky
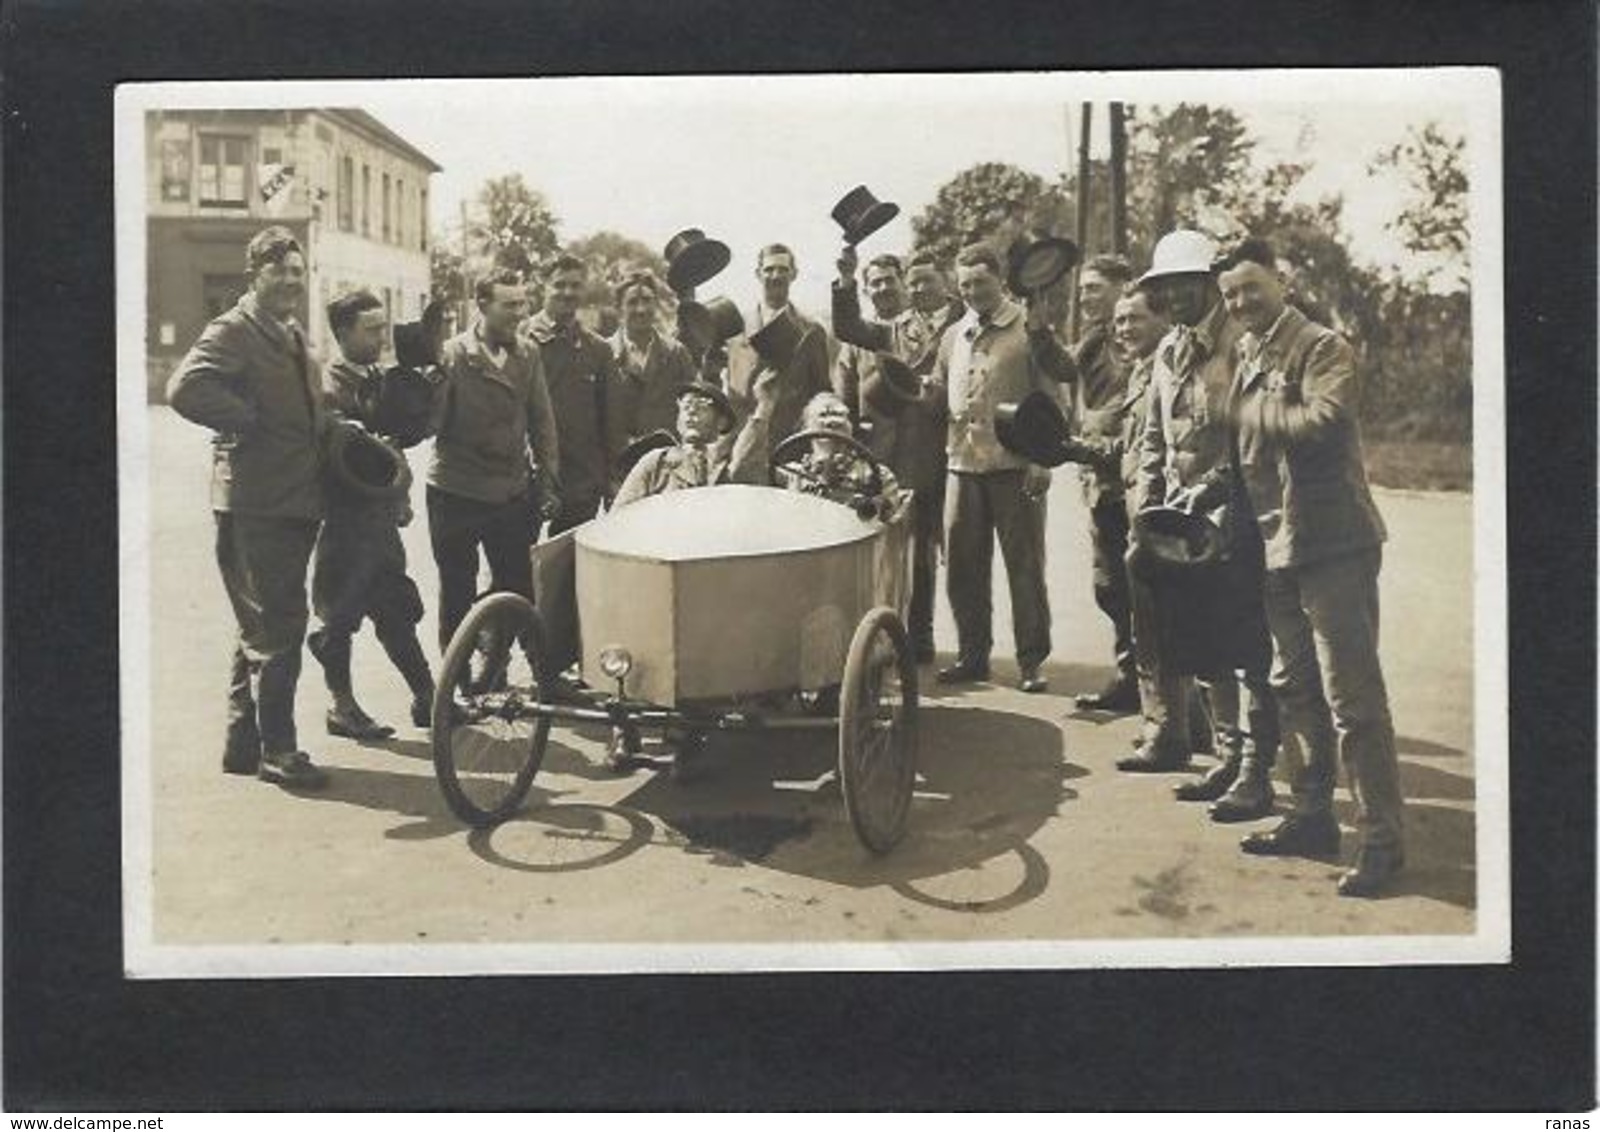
[141,71,1489,314]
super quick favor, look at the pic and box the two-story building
[146,107,441,399]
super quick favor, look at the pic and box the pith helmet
[1139,229,1219,283]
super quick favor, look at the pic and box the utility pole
[459,198,470,333]
[1071,101,1093,341]
[1109,101,1129,256]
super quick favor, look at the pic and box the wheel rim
[841,613,916,851]
[435,596,550,824]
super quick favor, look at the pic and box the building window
[420,187,428,252]
[396,177,405,248]
[197,135,249,208]
[159,138,191,202]
[361,164,371,236]
[382,173,391,243]
[262,146,283,167]
[338,156,353,232]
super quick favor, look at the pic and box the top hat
[831,185,901,247]
[1006,236,1081,296]
[392,298,448,369]
[324,418,413,501]
[861,353,921,417]
[664,228,732,294]
[749,310,804,371]
[994,390,1073,467]
[615,428,678,478]
[672,379,737,432]
[1128,506,1227,583]
[676,296,746,356]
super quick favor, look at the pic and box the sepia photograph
[115,69,1505,977]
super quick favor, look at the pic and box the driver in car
[775,390,902,520]
[611,366,779,507]
[604,366,780,782]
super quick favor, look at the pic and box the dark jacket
[1069,351,1157,518]
[830,282,958,495]
[608,327,696,462]
[1231,304,1387,570]
[1069,323,1132,508]
[526,310,621,510]
[167,292,325,520]
[724,304,831,444]
[429,322,560,505]
[322,359,410,525]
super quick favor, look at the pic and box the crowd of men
[167,216,1404,898]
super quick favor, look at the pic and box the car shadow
[591,703,1080,912]
[287,734,596,842]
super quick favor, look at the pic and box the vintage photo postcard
[115,68,1505,977]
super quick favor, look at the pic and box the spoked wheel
[432,592,552,827]
[838,606,919,854]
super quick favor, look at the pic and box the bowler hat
[994,390,1072,467]
[861,353,921,416]
[673,379,736,432]
[325,418,413,501]
[749,310,804,371]
[676,296,745,355]
[831,185,900,247]
[1006,236,1081,296]
[664,228,732,294]
[1128,506,1227,583]
[615,428,678,479]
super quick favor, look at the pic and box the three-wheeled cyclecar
[429,434,921,853]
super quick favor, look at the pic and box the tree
[910,162,1073,268]
[565,230,670,316]
[1125,103,1257,263]
[1368,122,1470,290]
[470,173,562,276]
[429,242,469,326]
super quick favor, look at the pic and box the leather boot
[1173,751,1240,802]
[1209,754,1275,822]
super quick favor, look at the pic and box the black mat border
[4,0,1594,1112]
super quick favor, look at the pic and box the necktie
[686,445,708,485]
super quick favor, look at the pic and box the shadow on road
[917,658,1115,706]
[1333,797,1476,910]
[1397,735,1468,759]
[423,703,1078,913]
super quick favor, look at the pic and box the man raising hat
[928,242,1078,693]
[724,243,831,443]
[832,245,962,662]
[612,366,778,507]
